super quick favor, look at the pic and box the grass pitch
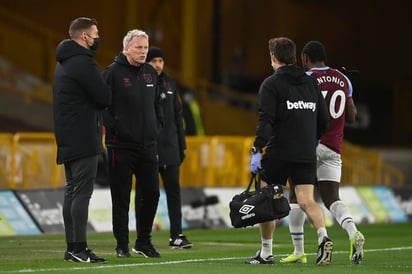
[0,223,411,273]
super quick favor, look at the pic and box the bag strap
[247,173,261,192]
[255,173,262,190]
[245,174,254,192]
[250,173,284,194]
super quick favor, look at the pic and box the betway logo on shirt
[286,100,316,112]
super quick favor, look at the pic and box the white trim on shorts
[316,143,342,182]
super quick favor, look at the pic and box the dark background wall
[0,0,411,145]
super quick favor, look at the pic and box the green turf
[0,223,411,273]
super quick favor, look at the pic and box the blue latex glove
[250,152,261,174]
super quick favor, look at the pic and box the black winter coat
[52,39,111,164]
[157,73,186,166]
[254,65,329,163]
[102,53,164,150]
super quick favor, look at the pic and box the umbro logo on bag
[239,204,254,214]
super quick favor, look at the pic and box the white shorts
[316,143,342,182]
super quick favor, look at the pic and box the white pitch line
[1,246,412,273]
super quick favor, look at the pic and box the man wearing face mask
[53,17,111,263]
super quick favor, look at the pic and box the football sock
[288,203,306,255]
[260,238,273,258]
[330,200,357,239]
[317,227,328,245]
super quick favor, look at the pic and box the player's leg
[245,179,276,264]
[317,143,364,264]
[292,162,333,265]
[280,186,307,263]
[245,157,286,265]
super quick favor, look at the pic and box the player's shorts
[260,157,316,186]
[316,143,342,182]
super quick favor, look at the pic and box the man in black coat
[246,37,332,266]
[146,46,192,249]
[52,17,111,263]
[102,29,164,258]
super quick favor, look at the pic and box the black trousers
[108,147,159,249]
[63,155,98,245]
[159,164,183,238]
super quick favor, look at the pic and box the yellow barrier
[0,133,405,189]
[181,136,254,187]
[0,133,13,189]
[341,142,405,186]
[4,132,64,189]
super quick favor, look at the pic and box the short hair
[301,40,327,63]
[268,37,296,65]
[69,17,98,38]
[122,29,149,50]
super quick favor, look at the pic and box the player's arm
[346,97,357,123]
[342,71,357,123]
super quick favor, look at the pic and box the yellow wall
[0,133,404,190]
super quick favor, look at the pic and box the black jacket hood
[113,52,144,72]
[56,39,94,62]
[274,65,308,85]
[114,52,129,65]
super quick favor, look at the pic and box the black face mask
[89,37,100,52]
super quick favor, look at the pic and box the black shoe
[64,251,79,262]
[316,237,333,265]
[71,248,108,263]
[132,242,160,258]
[116,247,131,258]
[169,234,193,249]
[245,250,274,264]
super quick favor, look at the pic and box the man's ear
[271,54,280,65]
[271,54,276,63]
[302,54,309,64]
